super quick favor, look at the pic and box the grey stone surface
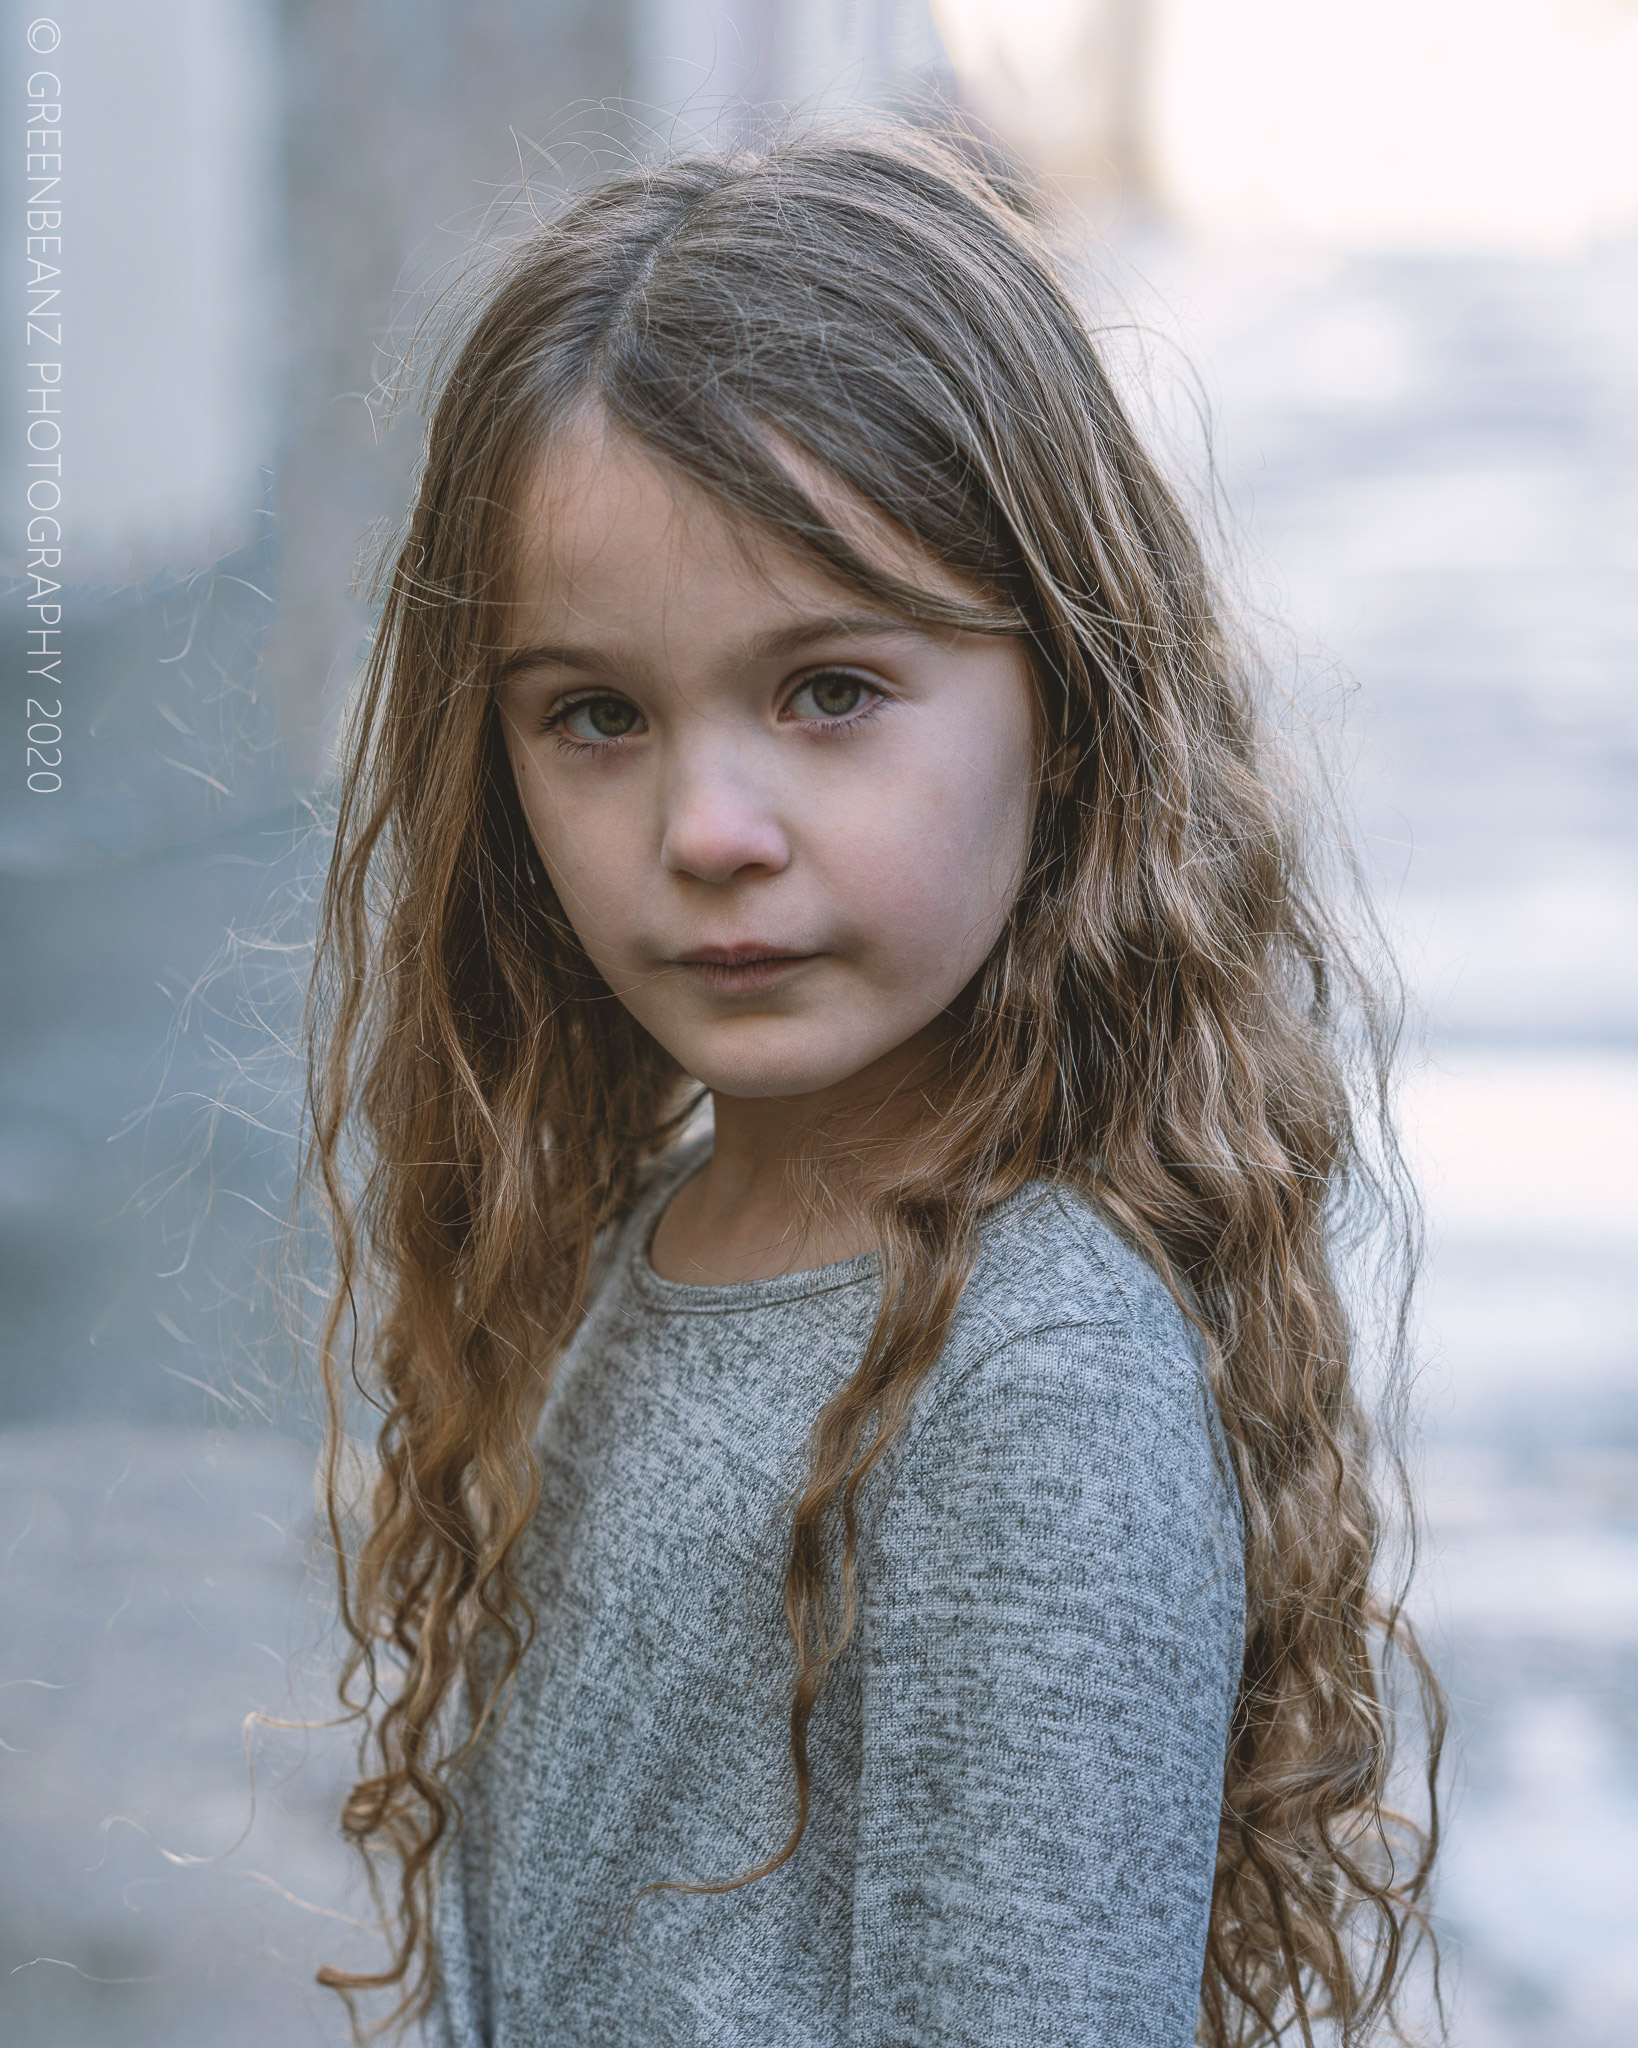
[0,1426,377,2046]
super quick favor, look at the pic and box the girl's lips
[674,948,818,992]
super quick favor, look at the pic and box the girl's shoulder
[872,1177,1245,1609]
[901,1179,1238,1525]
[959,1176,1201,1371]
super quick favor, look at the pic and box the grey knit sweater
[428,1142,1245,2047]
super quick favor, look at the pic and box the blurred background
[1,1,1633,2041]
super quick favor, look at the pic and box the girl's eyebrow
[745,610,929,660]
[496,610,927,686]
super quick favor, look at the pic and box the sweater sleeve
[848,1319,1244,2048]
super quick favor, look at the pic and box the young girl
[304,124,1440,2046]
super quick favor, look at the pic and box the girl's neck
[648,1030,951,1286]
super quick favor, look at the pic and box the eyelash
[539,669,887,753]
[538,697,640,755]
[787,669,886,736]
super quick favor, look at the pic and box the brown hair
[304,121,1442,2043]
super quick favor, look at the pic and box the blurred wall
[0,0,279,579]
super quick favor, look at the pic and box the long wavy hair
[303,123,1443,2044]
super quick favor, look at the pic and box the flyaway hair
[303,121,1442,2044]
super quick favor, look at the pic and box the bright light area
[1400,1052,1638,1242]
[932,0,1120,167]
[1155,0,1638,251]
[932,0,1638,251]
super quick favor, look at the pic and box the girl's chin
[685,1061,876,1103]
[668,1028,904,1105]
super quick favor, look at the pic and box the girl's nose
[659,749,791,886]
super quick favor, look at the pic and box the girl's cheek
[848,865,980,994]
[859,775,1024,922]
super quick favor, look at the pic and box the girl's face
[497,409,1039,1104]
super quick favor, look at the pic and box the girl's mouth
[674,946,818,992]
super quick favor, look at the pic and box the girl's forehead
[516,415,745,577]
[506,404,986,624]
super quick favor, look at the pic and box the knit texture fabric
[428,1141,1245,2047]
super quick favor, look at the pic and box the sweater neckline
[619,1140,1063,1317]
[623,1138,880,1316]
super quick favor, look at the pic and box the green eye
[792,672,869,720]
[561,695,640,741]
